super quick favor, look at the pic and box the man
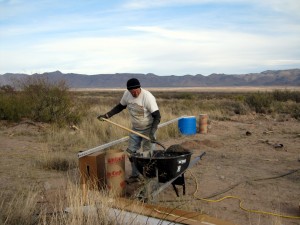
[98,78,161,183]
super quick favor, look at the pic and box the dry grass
[0,188,39,225]
[8,178,159,225]
[1,88,300,225]
[37,181,114,225]
[71,86,300,93]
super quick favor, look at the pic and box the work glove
[149,130,156,143]
[97,114,108,121]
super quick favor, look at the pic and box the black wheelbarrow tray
[131,150,192,183]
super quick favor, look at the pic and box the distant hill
[1,69,299,88]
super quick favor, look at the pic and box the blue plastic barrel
[178,116,197,135]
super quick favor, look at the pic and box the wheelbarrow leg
[172,183,179,197]
[171,173,186,197]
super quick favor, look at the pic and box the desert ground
[1,113,299,225]
[148,114,300,225]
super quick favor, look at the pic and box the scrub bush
[272,89,300,103]
[0,87,30,121]
[245,92,273,113]
[0,77,85,126]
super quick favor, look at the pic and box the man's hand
[97,114,108,121]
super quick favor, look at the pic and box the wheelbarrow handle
[153,141,166,150]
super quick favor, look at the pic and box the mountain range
[1,69,299,88]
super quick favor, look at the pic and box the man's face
[129,88,141,98]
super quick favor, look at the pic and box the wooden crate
[79,151,106,189]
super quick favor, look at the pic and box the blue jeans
[127,127,155,177]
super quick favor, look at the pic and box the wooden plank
[66,196,235,225]
[112,197,235,225]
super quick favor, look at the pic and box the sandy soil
[145,115,300,225]
[0,115,299,225]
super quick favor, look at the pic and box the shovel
[99,117,166,150]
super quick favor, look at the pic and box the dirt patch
[154,117,300,225]
[1,116,300,225]
[180,139,222,149]
[0,121,60,196]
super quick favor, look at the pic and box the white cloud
[122,0,242,10]
[261,0,300,14]
[123,0,300,17]
[1,0,299,75]
[1,26,298,75]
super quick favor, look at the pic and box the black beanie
[127,78,141,90]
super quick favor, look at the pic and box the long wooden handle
[101,118,151,141]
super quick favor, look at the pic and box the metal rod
[158,116,186,128]
[77,136,129,158]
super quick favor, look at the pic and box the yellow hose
[188,170,300,220]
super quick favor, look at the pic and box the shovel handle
[100,117,166,150]
[100,117,151,141]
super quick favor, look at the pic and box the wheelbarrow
[131,150,192,183]
[131,151,206,201]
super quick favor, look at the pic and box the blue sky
[1,0,300,75]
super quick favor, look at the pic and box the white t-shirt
[120,88,159,131]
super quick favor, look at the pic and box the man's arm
[98,103,126,119]
[149,110,161,141]
[106,103,127,118]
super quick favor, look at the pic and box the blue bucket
[178,116,197,135]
